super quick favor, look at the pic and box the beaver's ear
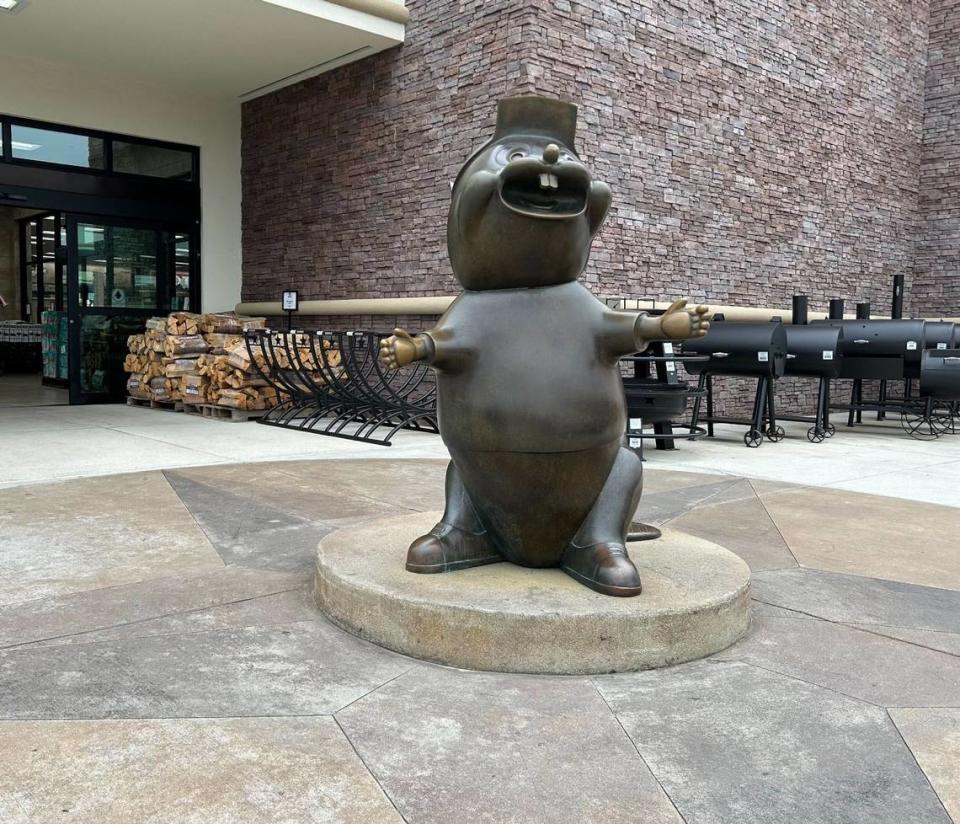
[587,180,612,235]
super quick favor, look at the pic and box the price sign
[282,290,299,311]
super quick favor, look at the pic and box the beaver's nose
[542,143,560,164]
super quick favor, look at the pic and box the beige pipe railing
[236,296,455,317]
[235,296,958,324]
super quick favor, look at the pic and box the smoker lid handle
[712,352,730,358]
[786,354,798,359]
[853,339,870,344]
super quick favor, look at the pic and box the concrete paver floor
[0,405,959,822]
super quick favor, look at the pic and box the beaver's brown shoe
[405,522,503,574]
[561,542,643,597]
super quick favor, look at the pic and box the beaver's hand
[658,299,711,340]
[379,328,429,369]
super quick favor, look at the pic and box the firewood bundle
[180,373,213,405]
[148,376,180,402]
[145,329,166,353]
[163,334,209,357]
[199,312,267,335]
[204,333,243,354]
[164,356,202,377]
[126,374,150,400]
[122,353,164,379]
[166,312,201,336]
[217,386,280,411]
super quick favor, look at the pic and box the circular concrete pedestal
[315,511,751,675]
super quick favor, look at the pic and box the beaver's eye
[508,150,525,161]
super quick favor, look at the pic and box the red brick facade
[243,0,952,317]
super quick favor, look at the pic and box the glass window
[77,223,158,309]
[11,125,105,168]
[112,140,193,180]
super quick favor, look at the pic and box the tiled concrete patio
[0,444,958,822]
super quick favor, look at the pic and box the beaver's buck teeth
[538,173,560,190]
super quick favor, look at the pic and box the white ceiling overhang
[0,0,407,101]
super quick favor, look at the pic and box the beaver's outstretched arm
[379,327,465,372]
[600,299,711,358]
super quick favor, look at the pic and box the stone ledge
[315,511,751,674]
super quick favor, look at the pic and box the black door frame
[66,212,194,404]
[16,211,64,322]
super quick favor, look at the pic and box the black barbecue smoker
[684,320,788,447]
[781,322,843,442]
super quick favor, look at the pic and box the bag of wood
[180,374,210,403]
[145,317,166,332]
[145,329,167,352]
[166,311,201,336]
[148,376,171,401]
[164,356,201,376]
[225,342,253,371]
[239,316,267,331]
[203,333,242,354]
[164,334,209,357]
[200,312,244,334]
[126,374,150,399]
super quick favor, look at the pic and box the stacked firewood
[125,311,295,410]
[124,320,170,399]
[196,338,277,410]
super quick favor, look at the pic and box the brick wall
[914,0,960,317]
[243,0,932,314]
[242,0,537,304]
[521,0,929,316]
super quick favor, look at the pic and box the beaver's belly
[451,440,620,567]
[437,366,627,454]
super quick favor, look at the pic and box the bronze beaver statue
[380,96,709,597]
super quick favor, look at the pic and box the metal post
[766,377,778,439]
[706,374,715,437]
[753,377,768,436]
[856,302,871,319]
[829,299,845,320]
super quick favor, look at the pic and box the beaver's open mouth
[498,159,591,219]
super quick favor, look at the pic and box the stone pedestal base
[315,511,751,675]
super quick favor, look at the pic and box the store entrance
[0,114,200,406]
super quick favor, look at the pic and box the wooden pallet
[181,401,265,422]
[127,396,183,413]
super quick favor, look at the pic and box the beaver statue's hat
[451,96,580,192]
[492,96,579,153]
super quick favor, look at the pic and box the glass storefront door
[66,215,193,404]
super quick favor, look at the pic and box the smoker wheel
[900,405,942,441]
[807,427,826,443]
[743,429,764,448]
[765,425,786,443]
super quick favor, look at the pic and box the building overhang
[0,0,406,101]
